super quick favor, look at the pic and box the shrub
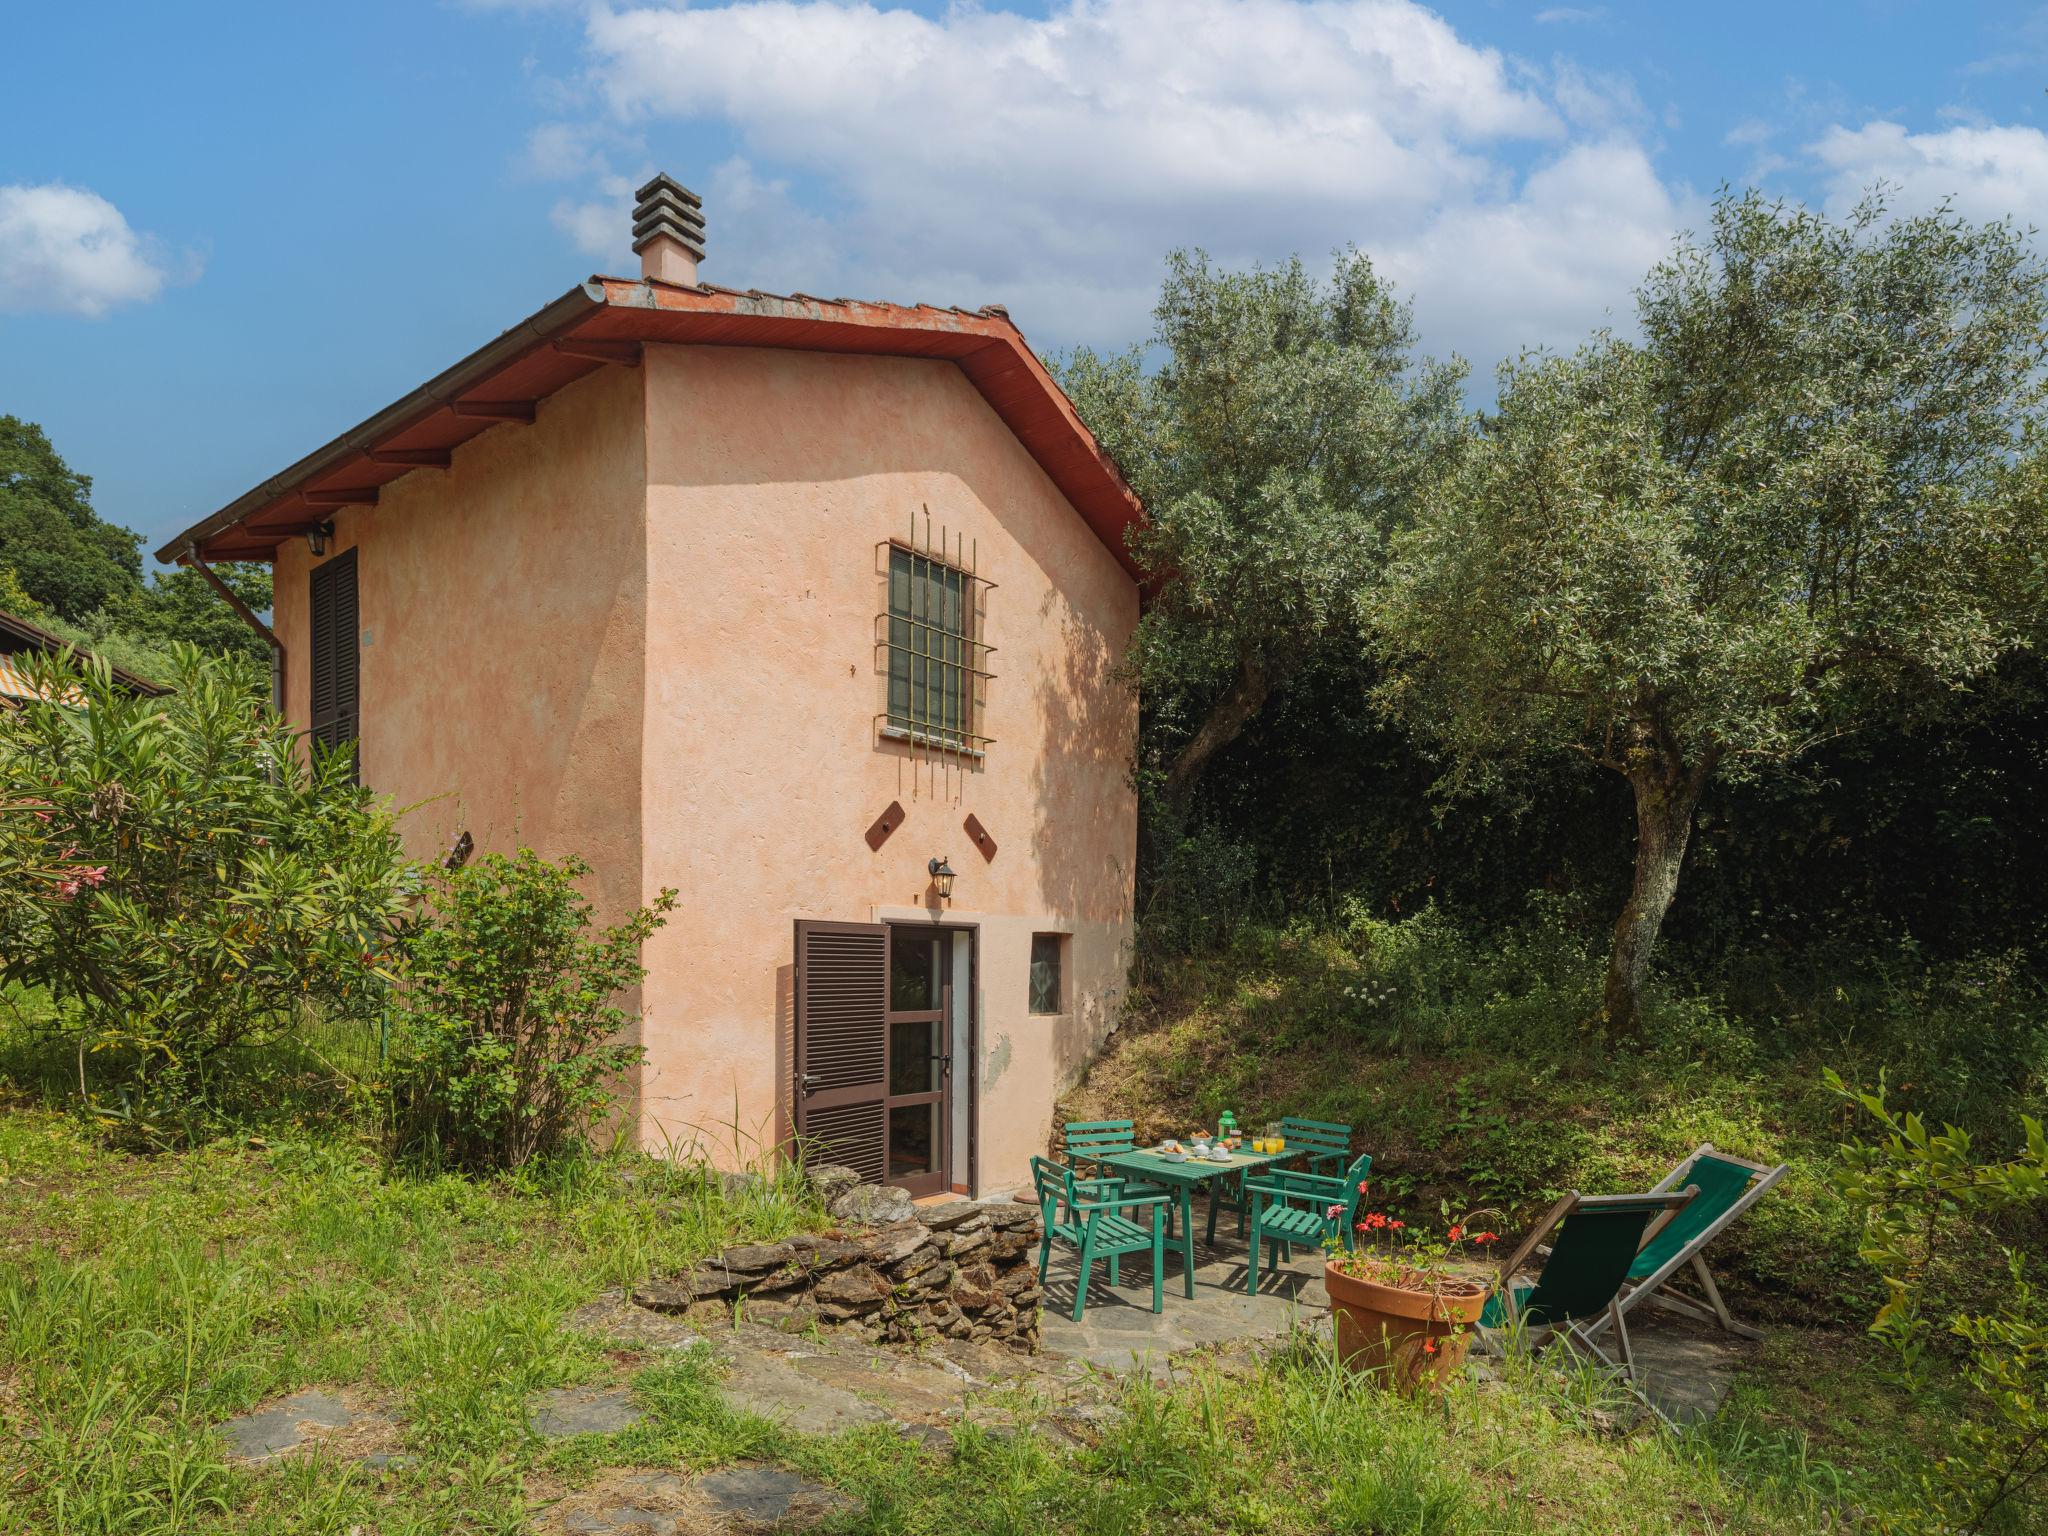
[0,646,413,1143]
[388,849,676,1172]
[1829,1071,2048,1532]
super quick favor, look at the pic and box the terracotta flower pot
[1324,1260,1488,1393]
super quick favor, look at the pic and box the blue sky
[5,0,2048,559]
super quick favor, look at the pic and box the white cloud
[1534,6,1605,22]
[1380,137,1701,366]
[0,182,191,318]
[509,0,1682,365]
[1809,120,2048,230]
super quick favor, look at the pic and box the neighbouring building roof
[0,609,167,699]
[155,279,1147,576]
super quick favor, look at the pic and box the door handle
[800,1072,821,1092]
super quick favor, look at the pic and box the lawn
[0,1098,1991,1535]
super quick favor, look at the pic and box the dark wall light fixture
[928,855,956,900]
[307,521,335,557]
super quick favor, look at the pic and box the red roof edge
[157,278,1145,581]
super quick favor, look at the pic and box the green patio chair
[1278,1116,1352,1178]
[1062,1119,1175,1235]
[1206,1115,1354,1242]
[1478,1188,1697,1420]
[1031,1155,1170,1321]
[1243,1151,1374,1295]
[1580,1143,1788,1345]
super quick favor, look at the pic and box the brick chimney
[633,174,705,286]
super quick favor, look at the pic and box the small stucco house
[157,176,1141,1196]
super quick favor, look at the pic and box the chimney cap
[632,174,706,260]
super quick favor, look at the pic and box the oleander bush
[0,645,412,1145]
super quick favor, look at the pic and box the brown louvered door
[308,549,359,781]
[794,921,891,1184]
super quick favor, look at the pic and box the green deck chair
[1063,1119,1175,1236]
[1206,1116,1354,1243]
[1479,1189,1697,1420]
[1580,1143,1788,1345]
[1032,1156,1170,1321]
[1243,1151,1374,1295]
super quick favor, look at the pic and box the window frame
[1028,932,1067,1017]
[876,530,996,759]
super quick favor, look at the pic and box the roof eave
[153,283,607,565]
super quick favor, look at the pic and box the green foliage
[0,414,141,623]
[1372,188,2048,1035]
[1138,818,1260,959]
[1829,1072,2048,1531]
[0,646,412,1145]
[0,414,271,673]
[388,849,678,1173]
[1059,249,1464,812]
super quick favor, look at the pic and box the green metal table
[1098,1146,1294,1298]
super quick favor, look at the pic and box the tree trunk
[1160,655,1269,820]
[1602,747,1709,1041]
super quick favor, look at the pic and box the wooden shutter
[308,550,359,779]
[794,920,889,1182]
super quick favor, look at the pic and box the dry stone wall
[633,1165,1045,1350]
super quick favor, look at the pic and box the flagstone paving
[215,1206,1754,1532]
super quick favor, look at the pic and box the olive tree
[1060,250,1464,820]
[1372,190,2048,1038]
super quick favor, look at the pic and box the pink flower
[1326,1204,1343,1220]
[55,879,81,901]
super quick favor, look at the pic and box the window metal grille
[877,511,996,757]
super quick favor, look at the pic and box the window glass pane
[1029,933,1063,1015]
[886,546,971,744]
[888,1101,940,1180]
[890,931,941,1012]
[889,1016,942,1094]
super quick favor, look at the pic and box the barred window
[886,545,970,746]
[880,522,995,755]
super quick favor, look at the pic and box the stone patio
[1030,1209,1754,1422]
[1036,1211,1332,1373]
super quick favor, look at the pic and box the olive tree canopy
[1372,190,2048,1037]
[1060,250,1464,821]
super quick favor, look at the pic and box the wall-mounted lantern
[307,521,335,557]
[928,855,956,900]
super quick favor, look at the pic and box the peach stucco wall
[638,344,1137,1191]
[271,342,1137,1193]
[273,363,647,930]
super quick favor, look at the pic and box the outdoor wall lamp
[306,522,335,557]
[928,855,957,900]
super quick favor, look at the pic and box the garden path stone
[714,1342,892,1434]
[217,1390,360,1462]
[566,1289,708,1352]
[531,1385,645,1438]
[696,1463,860,1532]
[1630,1320,1756,1425]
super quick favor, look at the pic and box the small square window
[1029,933,1065,1016]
